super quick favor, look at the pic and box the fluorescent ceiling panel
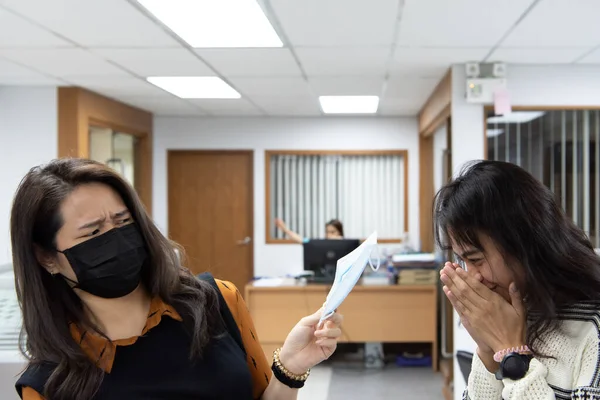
[136,0,283,48]
[319,96,379,114]
[486,129,504,137]
[487,111,546,124]
[147,76,241,99]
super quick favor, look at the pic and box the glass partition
[486,109,600,248]
[89,126,138,188]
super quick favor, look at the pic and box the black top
[16,274,253,400]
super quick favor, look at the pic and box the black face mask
[59,223,148,299]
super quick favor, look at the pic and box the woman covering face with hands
[434,160,600,400]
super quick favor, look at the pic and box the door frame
[58,87,153,214]
[166,149,255,277]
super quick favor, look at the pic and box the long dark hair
[11,158,221,399]
[326,219,344,237]
[434,160,600,353]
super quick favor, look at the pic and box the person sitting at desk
[436,160,600,399]
[275,218,344,244]
[11,158,343,400]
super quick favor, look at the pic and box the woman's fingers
[315,337,338,350]
[315,326,342,339]
[317,311,343,329]
[443,285,467,317]
[441,270,473,312]
[325,312,343,326]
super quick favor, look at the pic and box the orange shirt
[22,279,270,400]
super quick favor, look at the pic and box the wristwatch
[495,352,533,381]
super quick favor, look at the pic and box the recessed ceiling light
[136,0,283,48]
[487,111,545,124]
[487,129,504,137]
[147,76,241,99]
[319,96,380,114]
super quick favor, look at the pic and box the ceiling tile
[188,98,264,116]
[578,48,600,64]
[392,47,488,77]
[385,76,441,98]
[489,48,588,64]
[270,0,400,47]
[378,98,421,116]
[196,48,301,77]
[502,0,600,47]
[397,0,535,47]
[0,48,129,77]
[63,76,169,97]
[0,59,63,85]
[92,48,214,77]
[119,96,205,116]
[251,94,321,116]
[384,76,439,105]
[1,0,179,47]
[0,58,44,76]
[0,58,62,84]
[296,47,390,76]
[227,77,311,97]
[0,9,72,48]
[309,76,384,96]
[0,75,62,85]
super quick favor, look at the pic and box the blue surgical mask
[320,231,380,323]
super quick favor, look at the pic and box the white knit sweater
[464,302,600,399]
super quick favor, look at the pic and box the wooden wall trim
[265,149,409,244]
[417,70,451,252]
[419,135,435,253]
[58,87,154,214]
[419,69,452,137]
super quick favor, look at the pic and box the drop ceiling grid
[1,0,600,116]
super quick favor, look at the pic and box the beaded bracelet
[493,345,531,362]
[272,348,310,389]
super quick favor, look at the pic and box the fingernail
[510,283,519,292]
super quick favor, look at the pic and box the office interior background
[1,0,600,399]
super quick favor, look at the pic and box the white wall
[433,123,448,193]
[0,86,58,265]
[153,117,419,277]
[450,64,600,399]
[451,64,485,400]
[503,65,600,107]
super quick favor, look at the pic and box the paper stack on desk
[320,231,379,323]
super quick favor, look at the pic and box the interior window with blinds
[266,151,408,242]
[487,109,600,248]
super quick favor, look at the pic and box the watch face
[502,354,528,380]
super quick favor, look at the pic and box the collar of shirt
[68,297,183,373]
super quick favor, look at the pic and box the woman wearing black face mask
[12,158,342,400]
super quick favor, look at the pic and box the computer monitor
[303,239,360,282]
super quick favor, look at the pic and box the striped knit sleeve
[500,327,600,400]
[215,280,271,400]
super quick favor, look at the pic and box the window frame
[264,149,409,244]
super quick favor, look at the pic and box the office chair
[456,351,473,384]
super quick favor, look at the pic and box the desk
[245,282,438,371]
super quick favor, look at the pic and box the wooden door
[168,150,254,292]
